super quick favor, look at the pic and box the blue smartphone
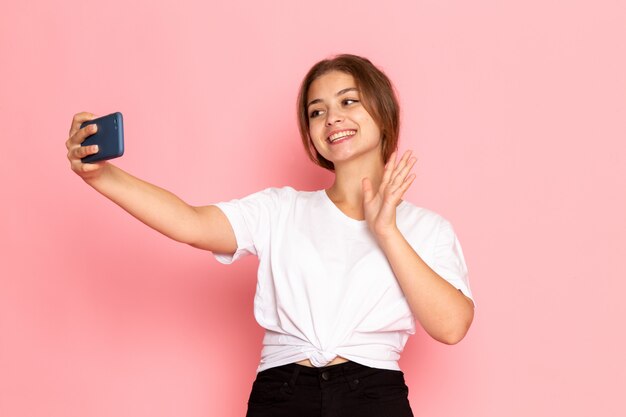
[80,112,124,163]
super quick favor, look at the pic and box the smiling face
[306,71,383,169]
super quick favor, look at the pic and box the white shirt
[214,187,473,372]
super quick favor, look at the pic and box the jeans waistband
[261,361,398,389]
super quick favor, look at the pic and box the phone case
[80,112,124,163]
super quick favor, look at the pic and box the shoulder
[233,185,296,202]
[254,186,316,202]
[398,201,450,229]
[233,186,319,210]
[396,201,459,246]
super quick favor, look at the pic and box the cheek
[366,117,383,139]
[361,118,382,140]
[308,120,324,140]
[355,110,380,133]
[308,124,328,155]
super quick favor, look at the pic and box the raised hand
[66,112,107,182]
[362,150,417,239]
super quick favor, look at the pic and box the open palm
[362,150,417,239]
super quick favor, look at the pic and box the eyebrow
[307,87,359,109]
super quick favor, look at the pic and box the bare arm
[66,112,237,254]
[363,150,474,344]
[376,228,474,344]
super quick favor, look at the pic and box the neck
[326,153,385,208]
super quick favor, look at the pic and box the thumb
[362,177,373,202]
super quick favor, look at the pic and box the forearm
[84,162,204,245]
[377,227,474,344]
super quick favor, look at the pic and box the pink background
[1,0,625,416]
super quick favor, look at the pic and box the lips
[327,129,356,143]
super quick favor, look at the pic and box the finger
[389,151,413,186]
[387,173,416,202]
[69,112,97,137]
[394,173,416,197]
[389,157,417,196]
[382,161,416,208]
[380,150,398,190]
[398,156,417,181]
[70,144,99,161]
[67,123,98,148]
[362,177,374,202]
[71,159,103,174]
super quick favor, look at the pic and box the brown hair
[297,54,400,171]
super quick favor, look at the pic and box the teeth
[328,130,356,142]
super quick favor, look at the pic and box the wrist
[373,224,402,245]
[82,161,111,187]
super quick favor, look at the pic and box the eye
[342,98,359,106]
[309,109,324,119]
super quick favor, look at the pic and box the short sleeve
[433,219,474,302]
[211,188,280,265]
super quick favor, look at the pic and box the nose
[325,105,344,126]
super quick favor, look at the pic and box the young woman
[66,54,474,417]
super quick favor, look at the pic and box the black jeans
[246,361,414,417]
